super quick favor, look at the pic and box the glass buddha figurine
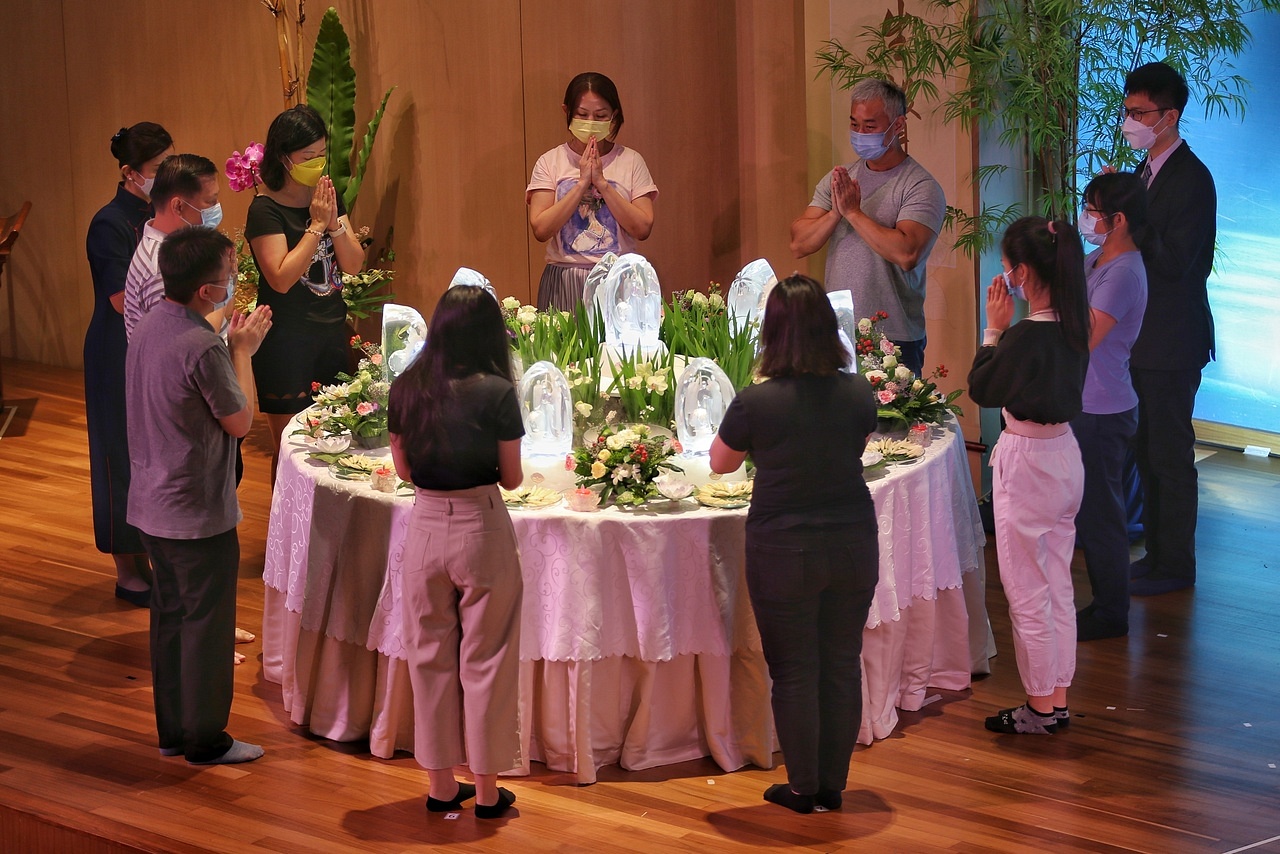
[449,266,496,301]
[727,258,776,327]
[602,253,663,354]
[674,357,736,455]
[826,289,858,372]
[517,360,574,458]
[583,252,618,320]
[381,303,428,380]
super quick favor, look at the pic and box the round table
[262,416,988,783]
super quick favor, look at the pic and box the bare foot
[235,627,256,644]
[234,652,246,666]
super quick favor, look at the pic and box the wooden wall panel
[520,0,746,296]
[0,0,79,368]
[325,1,529,313]
[2,0,814,369]
[734,0,808,279]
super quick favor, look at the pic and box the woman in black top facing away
[85,121,173,606]
[388,285,526,819]
[710,274,879,814]
[245,105,366,475]
[969,217,1090,735]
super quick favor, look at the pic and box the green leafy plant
[660,285,759,392]
[817,0,1280,254]
[306,6,396,213]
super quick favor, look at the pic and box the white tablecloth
[262,417,989,783]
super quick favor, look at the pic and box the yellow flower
[590,461,607,479]
[597,450,611,462]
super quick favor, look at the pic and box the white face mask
[1121,112,1169,151]
[1079,211,1110,246]
[131,172,155,198]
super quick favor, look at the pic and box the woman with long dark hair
[969,217,1090,734]
[245,104,366,469]
[387,285,525,819]
[85,121,173,606]
[526,71,657,311]
[710,274,879,813]
[1075,173,1150,641]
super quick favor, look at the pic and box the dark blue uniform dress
[84,183,151,554]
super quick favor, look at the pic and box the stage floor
[2,358,1279,853]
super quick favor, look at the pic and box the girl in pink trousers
[968,217,1090,735]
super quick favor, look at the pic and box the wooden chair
[0,201,33,403]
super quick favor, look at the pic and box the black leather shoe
[114,584,151,608]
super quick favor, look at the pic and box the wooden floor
[2,357,1278,854]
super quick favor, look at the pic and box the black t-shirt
[244,195,348,328]
[388,373,526,490]
[717,372,878,531]
[968,319,1088,423]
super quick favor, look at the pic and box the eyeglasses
[1120,106,1167,121]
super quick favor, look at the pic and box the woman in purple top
[1073,173,1150,640]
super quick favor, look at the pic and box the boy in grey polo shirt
[126,227,272,764]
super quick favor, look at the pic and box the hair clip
[112,127,128,141]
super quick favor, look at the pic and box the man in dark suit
[1122,62,1216,596]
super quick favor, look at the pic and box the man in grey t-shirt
[126,227,272,765]
[790,78,945,375]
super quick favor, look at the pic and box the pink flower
[880,339,895,355]
[565,454,574,471]
[225,142,264,192]
[356,401,378,416]
[370,353,383,366]
[876,390,896,405]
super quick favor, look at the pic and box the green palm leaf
[346,85,396,212]
[306,7,357,207]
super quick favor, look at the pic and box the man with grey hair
[791,78,945,375]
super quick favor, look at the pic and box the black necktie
[1140,161,1153,187]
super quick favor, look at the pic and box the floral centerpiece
[295,335,390,448]
[568,424,683,506]
[855,311,964,429]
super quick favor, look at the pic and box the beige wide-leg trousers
[401,484,523,775]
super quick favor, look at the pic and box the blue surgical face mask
[184,199,223,230]
[208,275,235,311]
[1002,269,1025,301]
[1079,210,1110,246]
[850,127,893,161]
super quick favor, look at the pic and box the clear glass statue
[449,267,496,301]
[583,252,619,318]
[674,357,736,455]
[602,253,663,353]
[727,258,775,326]
[517,360,574,458]
[827,289,858,372]
[381,303,428,380]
